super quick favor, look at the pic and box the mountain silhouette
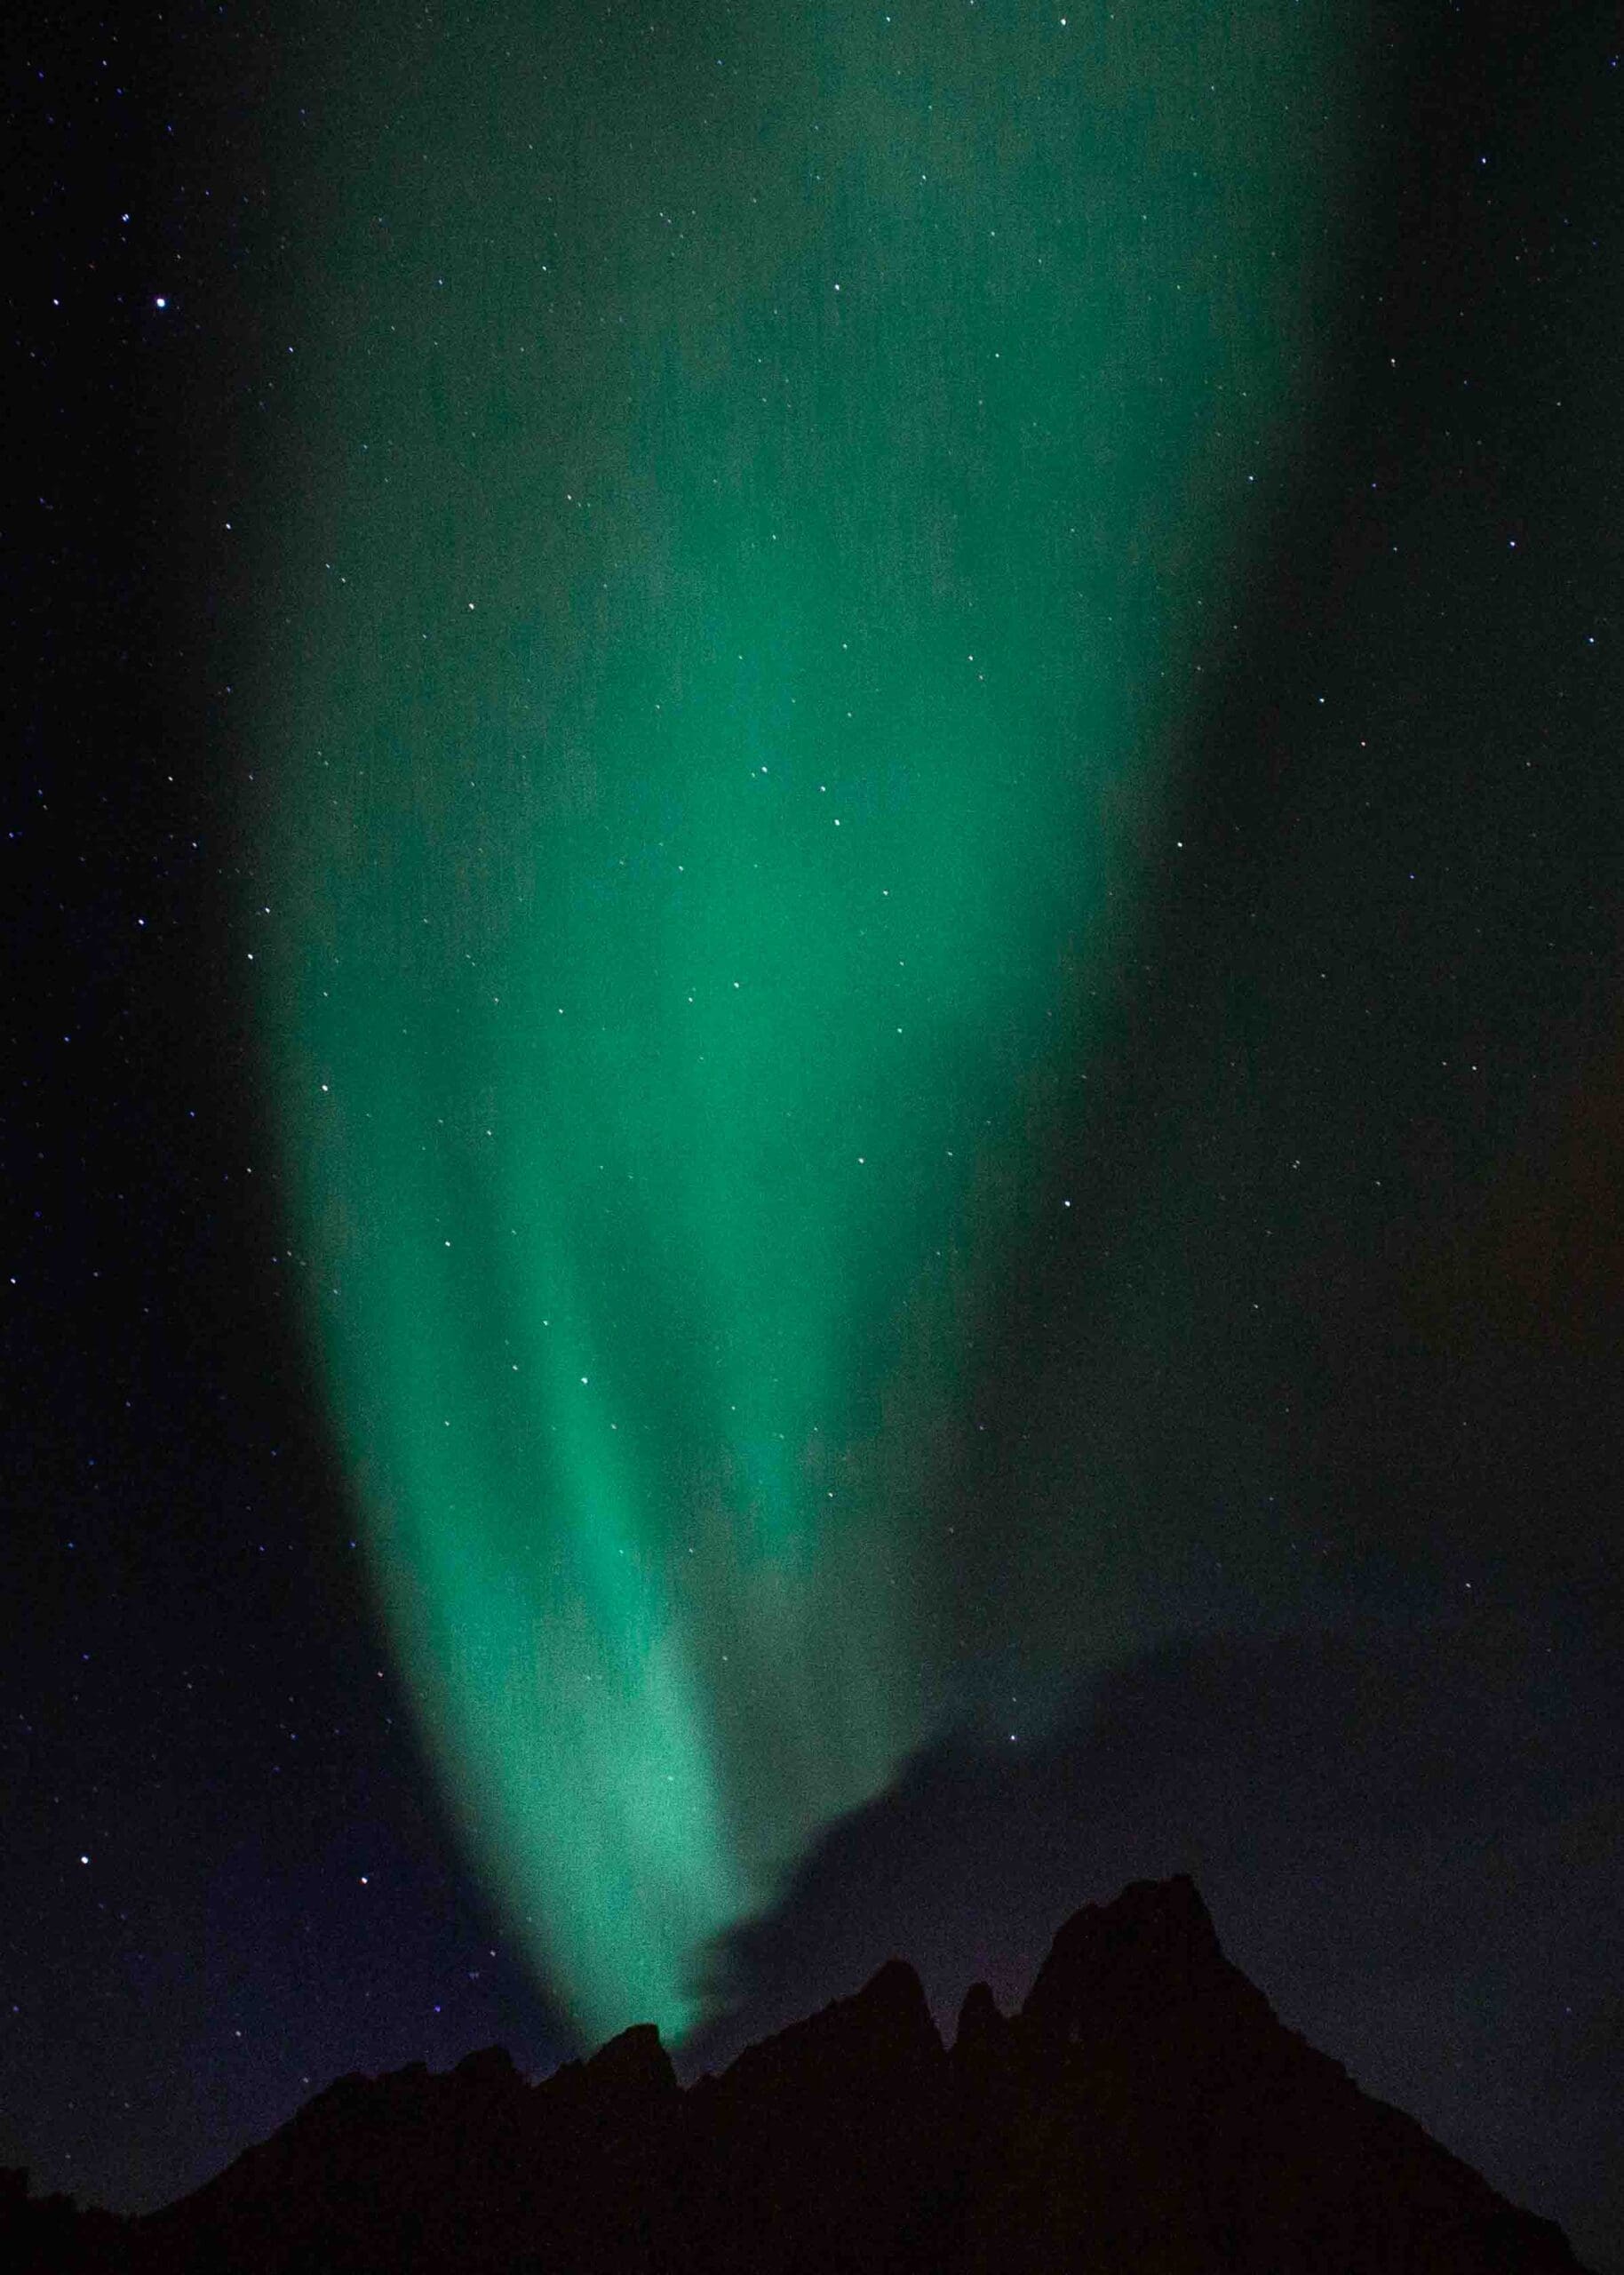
[4,1876,1588,2272]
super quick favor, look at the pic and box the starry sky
[4,2,1621,2269]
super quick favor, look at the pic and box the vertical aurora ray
[253,2,1354,2039]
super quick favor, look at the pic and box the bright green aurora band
[254,4,1353,2040]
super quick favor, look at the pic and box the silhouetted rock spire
[953,1978,1003,2060]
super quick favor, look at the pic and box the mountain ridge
[4,1875,1588,2272]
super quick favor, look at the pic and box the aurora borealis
[11,0,1624,2248]
[250,1,1360,2040]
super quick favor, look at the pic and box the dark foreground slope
[4,1878,1587,2274]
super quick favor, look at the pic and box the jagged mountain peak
[450,2042,520,2090]
[705,1949,941,2112]
[1023,1870,1268,2044]
[578,2018,676,2096]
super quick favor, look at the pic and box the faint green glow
[254,2,1351,2039]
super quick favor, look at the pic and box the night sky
[5,2,1620,2268]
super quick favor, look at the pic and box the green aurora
[254,2,1357,2040]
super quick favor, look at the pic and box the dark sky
[4,4,1620,2271]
